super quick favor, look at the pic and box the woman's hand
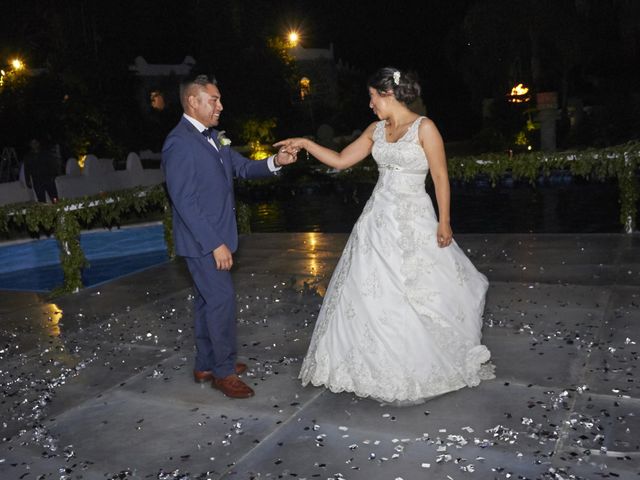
[437,222,453,248]
[274,138,308,152]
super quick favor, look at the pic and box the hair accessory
[393,71,401,85]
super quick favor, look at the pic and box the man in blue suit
[162,74,297,398]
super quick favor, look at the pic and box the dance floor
[1,232,639,479]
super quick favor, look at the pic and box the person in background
[23,137,60,203]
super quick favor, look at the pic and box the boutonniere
[217,131,232,146]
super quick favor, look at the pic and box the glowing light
[515,131,528,146]
[508,83,530,103]
[305,232,318,250]
[305,233,320,276]
[300,77,311,100]
[43,303,63,337]
[249,141,271,160]
[11,58,25,71]
[511,83,529,96]
[287,30,299,47]
[78,154,87,169]
[150,90,165,111]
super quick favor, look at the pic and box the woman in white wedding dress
[276,67,494,404]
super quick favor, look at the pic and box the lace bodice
[371,117,428,172]
[370,117,428,196]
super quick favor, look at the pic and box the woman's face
[368,87,394,120]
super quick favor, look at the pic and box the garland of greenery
[0,142,637,295]
[446,141,639,233]
[0,185,168,295]
[0,184,251,295]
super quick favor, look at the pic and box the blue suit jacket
[162,117,274,257]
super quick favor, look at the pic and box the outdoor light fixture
[150,90,165,111]
[288,30,299,47]
[299,77,311,100]
[11,58,25,71]
[508,83,530,103]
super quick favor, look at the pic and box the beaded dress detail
[299,117,494,403]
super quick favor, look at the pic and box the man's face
[193,83,223,127]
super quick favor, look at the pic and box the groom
[162,74,296,398]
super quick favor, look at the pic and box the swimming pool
[0,223,169,292]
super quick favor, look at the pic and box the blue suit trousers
[185,255,237,378]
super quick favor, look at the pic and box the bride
[276,67,494,404]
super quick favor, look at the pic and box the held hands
[273,138,307,163]
[437,222,453,248]
[274,144,299,166]
[213,244,233,270]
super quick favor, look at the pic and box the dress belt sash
[378,164,428,174]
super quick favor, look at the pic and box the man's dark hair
[179,74,218,109]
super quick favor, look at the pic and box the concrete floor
[0,232,639,479]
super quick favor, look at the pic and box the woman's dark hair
[367,67,421,104]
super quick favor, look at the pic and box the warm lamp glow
[299,77,311,100]
[11,58,25,71]
[508,83,530,103]
[306,232,318,251]
[43,303,63,337]
[249,141,270,160]
[305,233,320,277]
[150,90,165,111]
[288,31,299,47]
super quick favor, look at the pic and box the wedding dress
[299,117,494,403]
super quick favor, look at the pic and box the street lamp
[287,30,299,47]
[11,58,25,71]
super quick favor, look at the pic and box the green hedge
[447,141,639,231]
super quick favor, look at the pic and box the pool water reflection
[0,224,169,292]
[246,178,625,233]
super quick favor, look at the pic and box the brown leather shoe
[235,362,248,375]
[193,363,248,383]
[212,374,255,398]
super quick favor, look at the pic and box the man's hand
[213,244,233,270]
[274,145,299,166]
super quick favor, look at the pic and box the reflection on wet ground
[1,232,639,479]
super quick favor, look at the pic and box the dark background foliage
[0,0,638,159]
